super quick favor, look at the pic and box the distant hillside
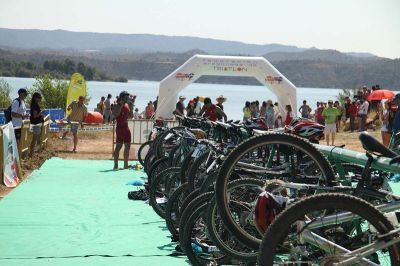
[0,28,378,58]
[0,47,399,88]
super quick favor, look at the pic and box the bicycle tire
[137,140,153,166]
[149,167,180,219]
[181,203,231,266]
[187,150,212,191]
[147,157,169,185]
[215,132,335,250]
[258,193,400,265]
[164,182,190,240]
[179,150,195,184]
[178,192,214,251]
[206,178,265,263]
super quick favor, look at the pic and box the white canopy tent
[155,55,297,119]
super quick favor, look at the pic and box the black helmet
[119,91,130,98]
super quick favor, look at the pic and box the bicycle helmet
[290,121,325,142]
[254,191,288,234]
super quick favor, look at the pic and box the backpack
[4,98,21,123]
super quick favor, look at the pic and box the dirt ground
[0,129,382,199]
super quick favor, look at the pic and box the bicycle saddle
[359,132,397,158]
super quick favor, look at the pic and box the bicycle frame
[294,200,400,264]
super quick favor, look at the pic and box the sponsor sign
[2,122,20,187]
[202,58,258,72]
[265,75,283,84]
[175,72,194,80]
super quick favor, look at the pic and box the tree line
[0,58,127,82]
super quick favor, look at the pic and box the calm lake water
[1,76,343,120]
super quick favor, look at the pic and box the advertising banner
[66,73,87,116]
[2,122,20,187]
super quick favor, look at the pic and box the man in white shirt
[358,99,369,131]
[11,88,29,145]
[194,96,202,115]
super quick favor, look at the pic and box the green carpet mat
[0,158,188,266]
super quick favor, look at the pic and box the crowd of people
[8,84,399,161]
[171,85,400,147]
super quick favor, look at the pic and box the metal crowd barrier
[112,119,180,153]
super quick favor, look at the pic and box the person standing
[358,99,369,131]
[186,100,196,117]
[61,96,88,152]
[215,95,227,121]
[174,96,186,117]
[334,101,343,132]
[243,101,251,121]
[194,96,202,115]
[113,91,133,169]
[29,92,44,157]
[265,100,275,128]
[145,101,155,119]
[316,102,325,125]
[97,96,105,116]
[299,100,311,118]
[380,101,391,147]
[199,97,227,122]
[259,101,267,118]
[103,94,112,124]
[132,108,140,119]
[322,100,339,146]
[348,101,358,132]
[284,105,293,126]
[11,88,29,148]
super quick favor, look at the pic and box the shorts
[116,127,131,143]
[14,128,21,140]
[67,118,79,133]
[338,115,342,121]
[324,124,336,134]
[104,110,112,122]
[381,125,388,132]
[31,124,42,135]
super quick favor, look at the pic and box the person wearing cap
[11,88,29,146]
[174,96,186,117]
[358,99,369,131]
[61,95,88,152]
[113,91,134,169]
[215,95,227,120]
[322,100,339,145]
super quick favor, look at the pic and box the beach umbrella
[367,89,395,101]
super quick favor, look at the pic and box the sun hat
[18,88,28,95]
[179,95,186,100]
[216,95,227,102]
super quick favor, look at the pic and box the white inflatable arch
[156,54,297,119]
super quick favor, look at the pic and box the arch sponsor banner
[66,73,87,116]
[2,122,20,187]
[156,54,297,119]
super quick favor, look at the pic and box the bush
[0,79,12,108]
[30,75,69,109]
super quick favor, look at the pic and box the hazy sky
[0,0,399,58]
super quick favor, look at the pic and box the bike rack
[314,144,400,174]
